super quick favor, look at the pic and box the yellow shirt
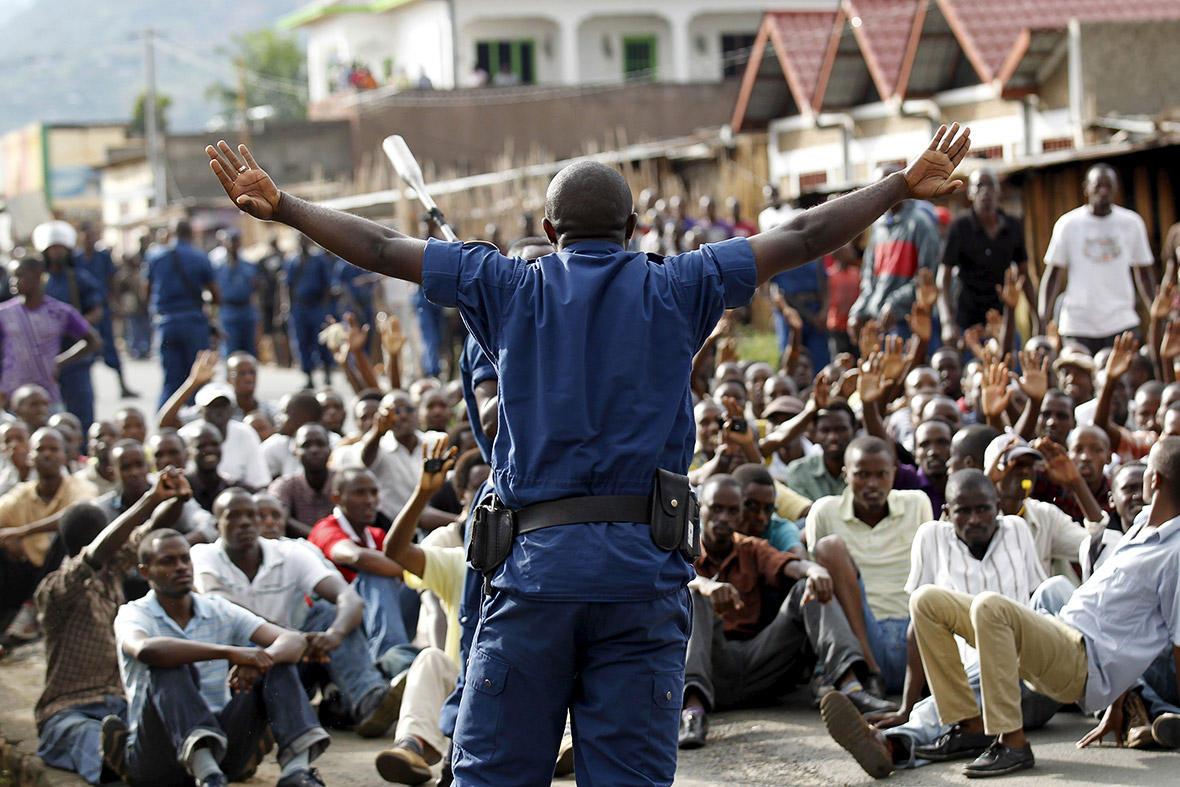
[0,475,99,566]
[805,488,932,620]
[403,544,466,666]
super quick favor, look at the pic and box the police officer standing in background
[74,222,138,398]
[284,235,336,389]
[207,123,971,786]
[144,219,221,409]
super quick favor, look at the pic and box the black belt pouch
[650,469,701,561]
[467,500,516,573]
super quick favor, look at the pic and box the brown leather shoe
[376,745,432,784]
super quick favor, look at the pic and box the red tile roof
[939,0,1180,82]
[843,0,926,99]
[763,10,844,113]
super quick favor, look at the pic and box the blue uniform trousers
[57,361,95,437]
[451,589,691,787]
[221,306,257,358]
[126,663,327,787]
[289,305,332,376]
[124,314,151,359]
[773,309,831,370]
[37,696,128,784]
[96,311,122,372]
[156,315,210,410]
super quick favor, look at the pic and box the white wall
[687,12,765,82]
[305,1,451,100]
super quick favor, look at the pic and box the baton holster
[649,468,701,561]
[467,496,515,593]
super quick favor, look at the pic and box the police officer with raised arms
[206,123,970,786]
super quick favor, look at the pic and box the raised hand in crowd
[857,352,895,405]
[382,438,459,580]
[980,361,1013,429]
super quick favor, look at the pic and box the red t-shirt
[308,514,386,583]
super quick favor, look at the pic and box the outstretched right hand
[903,123,971,200]
[206,141,282,221]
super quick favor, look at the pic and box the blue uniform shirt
[284,253,334,308]
[45,265,103,365]
[145,242,214,322]
[421,236,757,601]
[73,248,117,297]
[333,260,376,313]
[214,258,260,310]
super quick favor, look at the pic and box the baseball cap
[31,221,78,253]
[763,396,806,419]
[984,433,1044,472]
[1053,348,1096,374]
[195,382,234,407]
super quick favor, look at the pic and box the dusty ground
[2,361,1178,785]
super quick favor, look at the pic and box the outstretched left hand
[903,124,971,200]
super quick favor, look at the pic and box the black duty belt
[514,495,651,534]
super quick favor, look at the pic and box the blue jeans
[156,315,210,409]
[127,663,328,787]
[301,599,388,717]
[96,311,122,372]
[452,589,690,787]
[58,360,95,437]
[290,306,333,375]
[352,572,421,671]
[860,579,908,693]
[125,314,151,358]
[37,696,127,784]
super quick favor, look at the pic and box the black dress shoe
[913,724,993,762]
[864,672,888,700]
[678,708,708,749]
[963,741,1035,778]
[846,689,898,716]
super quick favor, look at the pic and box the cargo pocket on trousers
[642,670,685,777]
[456,649,509,762]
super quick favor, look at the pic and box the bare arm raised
[206,141,427,283]
[748,124,970,285]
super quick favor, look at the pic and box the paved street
[0,355,1174,784]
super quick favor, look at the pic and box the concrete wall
[44,124,130,219]
[1080,20,1180,121]
[343,81,738,177]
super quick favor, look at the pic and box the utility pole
[143,28,166,209]
[237,55,251,148]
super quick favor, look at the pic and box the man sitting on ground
[308,468,420,678]
[34,471,188,784]
[111,529,330,787]
[678,475,894,751]
[905,437,1180,778]
[184,424,246,514]
[191,488,403,738]
[268,423,335,537]
[95,439,216,545]
[806,436,934,696]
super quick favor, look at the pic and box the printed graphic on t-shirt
[1083,236,1122,264]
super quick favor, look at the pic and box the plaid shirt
[33,523,151,728]
[267,469,335,530]
[1030,473,1113,525]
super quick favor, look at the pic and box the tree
[131,91,171,136]
[207,29,307,122]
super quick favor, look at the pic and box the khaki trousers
[909,586,1089,735]
[395,646,460,761]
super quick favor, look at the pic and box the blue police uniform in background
[72,246,123,376]
[333,259,376,350]
[146,241,214,408]
[284,249,335,382]
[413,286,445,377]
[770,260,831,370]
[213,252,260,356]
[45,264,103,434]
[421,236,757,785]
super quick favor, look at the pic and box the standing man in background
[75,223,137,398]
[145,219,221,409]
[1038,164,1155,354]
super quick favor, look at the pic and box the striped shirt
[114,591,265,741]
[905,515,1047,602]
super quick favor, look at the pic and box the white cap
[31,221,78,254]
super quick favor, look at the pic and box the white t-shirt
[261,431,342,480]
[1044,205,1153,337]
[180,418,271,489]
[191,537,338,628]
[330,431,447,520]
[758,204,796,233]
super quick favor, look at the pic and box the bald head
[544,161,634,246]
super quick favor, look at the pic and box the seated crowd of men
[3,221,1180,786]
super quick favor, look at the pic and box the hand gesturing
[903,124,971,200]
[206,141,282,220]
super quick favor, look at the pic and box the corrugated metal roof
[843,0,925,99]
[764,10,844,113]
